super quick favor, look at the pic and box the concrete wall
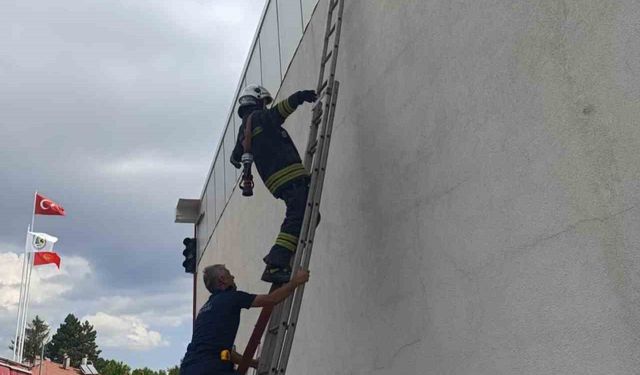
[197,1,640,373]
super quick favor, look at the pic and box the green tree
[7,316,50,364]
[24,316,50,363]
[95,358,131,375]
[46,314,102,366]
[127,365,178,375]
[131,368,158,375]
[78,320,100,362]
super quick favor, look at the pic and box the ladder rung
[313,100,323,112]
[312,106,323,119]
[323,50,333,65]
[307,140,318,155]
[326,24,336,39]
[330,0,339,12]
[318,80,328,95]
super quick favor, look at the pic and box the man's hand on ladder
[295,90,318,104]
[252,270,310,308]
[292,269,310,284]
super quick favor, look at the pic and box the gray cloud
[0,0,264,368]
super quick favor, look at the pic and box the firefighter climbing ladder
[238,0,345,374]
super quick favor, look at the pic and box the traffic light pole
[192,227,197,325]
[193,272,197,325]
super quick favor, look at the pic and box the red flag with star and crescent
[33,251,61,269]
[34,193,65,216]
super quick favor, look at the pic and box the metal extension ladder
[237,0,345,374]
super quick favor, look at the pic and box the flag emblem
[40,199,53,210]
[32,235,46,250]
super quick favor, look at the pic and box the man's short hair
[203,264,227,294]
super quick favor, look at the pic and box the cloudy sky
[0,0,265,369]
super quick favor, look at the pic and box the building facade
[192,1,640,373]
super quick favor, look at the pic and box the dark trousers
[264,181,310,268]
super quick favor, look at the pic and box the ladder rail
[266,75,341,373]
[278,0,345,331]
[261,83,332,375]
[255,0,345,373]
[324,0,344,103]
[266,76,340,374]
[275,82,340,374]
[315,0,339,92]
[264,99,331,372]
[304,0,341,171]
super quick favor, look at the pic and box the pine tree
[24,316,50,363]
[46,314,102,366]
[78,320,100,362]
[46,314,80,364]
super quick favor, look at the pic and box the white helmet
[238,84,273,107]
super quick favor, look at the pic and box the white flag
[26,232,58,252]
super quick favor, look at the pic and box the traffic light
[182,237,196,274]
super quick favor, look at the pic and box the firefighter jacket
[230,93,309,198]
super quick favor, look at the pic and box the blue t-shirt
[182,289,256,367]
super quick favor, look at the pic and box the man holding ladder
[179,265,309,375]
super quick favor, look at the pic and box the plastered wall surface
[196,1,640,374]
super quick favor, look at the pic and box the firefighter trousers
[263,179,317,268]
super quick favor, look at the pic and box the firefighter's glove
[230,156,241,169]
[295,90,317,105]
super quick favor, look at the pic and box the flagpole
[16,228,31,362]
[19,254,34,362]
[20,245,36,362]
[12,250,25,361]
[19,192,37,362]
[19,234,34,361]
[31,191,36,232]
[12,228,30,361]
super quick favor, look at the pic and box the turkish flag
[33,251,61,269]
[34,193,65,216]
